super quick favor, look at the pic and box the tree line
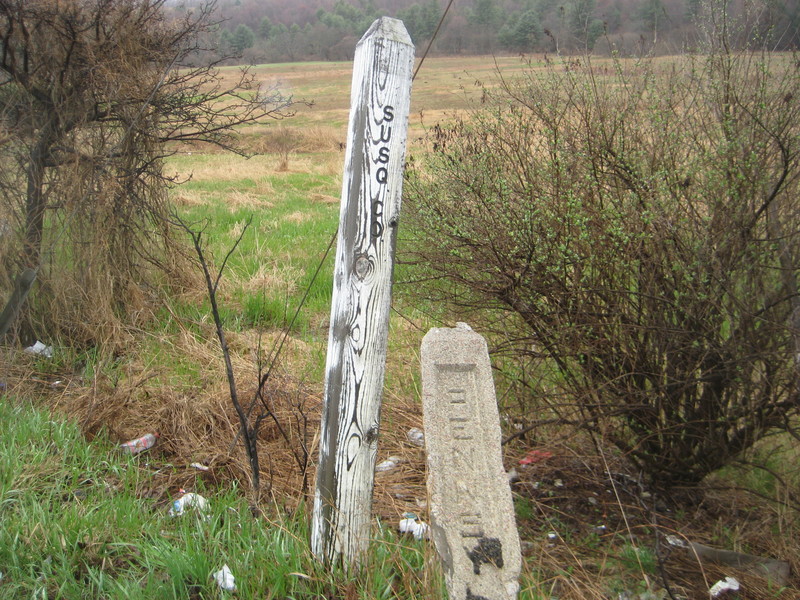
[168,0,799,62]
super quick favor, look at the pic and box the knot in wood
[365,425,379,445]
[354,253,372,280]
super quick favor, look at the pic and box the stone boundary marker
[422,323,521,600]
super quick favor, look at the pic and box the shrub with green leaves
[404,39,800,485]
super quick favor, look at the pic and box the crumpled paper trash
[665,534,689,548]
[375,456,402,472]
[709,577,740,597]
[24,341,53,358]
[399,515,429,540]
[406,427,425,447]
[212,564,236,591]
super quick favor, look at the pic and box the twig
[231,227,337,477]
[173,213,262,491]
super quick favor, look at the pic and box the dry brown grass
[254,177,276,196]
[5,55,800,598]
[225,190,273,211]
[38,325,317,503]
[310,193,339,205]
[5,305,799,598]
[212,55,538,140]
[502,432,800,598]
[171,190,207,207]
[295,125,344,152]
[12,341,797,598]
[1,310,427,518]
[282,211,311,225]
[244,124,344,156]
[170,154,274,182]
[236,262,303,297]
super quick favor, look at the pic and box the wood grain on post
[311,17,414,566]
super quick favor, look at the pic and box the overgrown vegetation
[0,397,439,599]
[1,49,799,595]
[404,9,800,486]
[0,0,293,350]
[0,0,798,595]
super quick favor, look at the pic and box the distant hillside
[167,0,799,62]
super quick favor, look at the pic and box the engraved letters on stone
[422,324,522,600]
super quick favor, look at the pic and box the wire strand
[255,6,456,377]
[413,0,456,82]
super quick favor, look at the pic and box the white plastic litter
[376,456,402,472]
[169,492,210,519]
[665,535,688,548]
[24,341,53,358]
[212,564,236,592]
[399,517,429,540]
[190,462,210,471]
[406,427,425,447]
[709,577,740,597]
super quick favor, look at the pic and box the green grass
[9,55,800,600]
[166,152,340,336]
[0,396,439,599]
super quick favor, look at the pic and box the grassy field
[0,400,438,599]
[2,55,800,599]
[233,55,533,131]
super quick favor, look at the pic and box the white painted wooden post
[311,17,414,566]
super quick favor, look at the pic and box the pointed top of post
[358,17,413,48]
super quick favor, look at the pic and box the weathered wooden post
[311,17,414,566]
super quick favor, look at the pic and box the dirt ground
[4,353,798,600]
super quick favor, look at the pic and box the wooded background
[168,0,800,62]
